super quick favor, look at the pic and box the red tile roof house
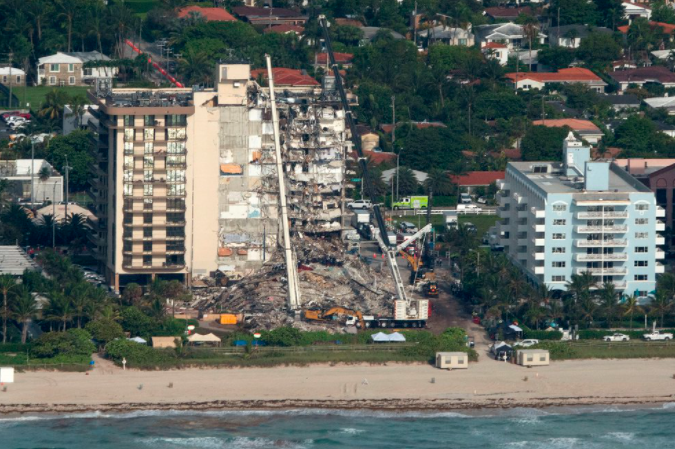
[263,24,304,35]
[177,6,237,22]
[532,118,605,145]
[505,68,607,92]
[250,67,319,93]
[314,52,354,69]
[449,171,505,193]
[609,66,675,91]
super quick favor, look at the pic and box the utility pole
[30,139,35,208]
[392,95,398,202]
[542,95,545,123]
[52,182,56,248]
[413,1,418,48]
[64,156,71,220]
[8,53,12,109]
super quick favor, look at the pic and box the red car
[2,112,31,121]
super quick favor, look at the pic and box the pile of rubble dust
[196,237,398,330]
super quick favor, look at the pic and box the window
[636,204,649,211]
[68,76,75,85]
[635,218,648,225]
[539,355,546,362]
[144,198,153,210]
[143,255,152,266]
[657,189,667,205]
[144,128,155,141]
[167,141,186,154]
[533,165,548,173]
[124,155,134,169]
[68,63,75,73]
[49,76,56,85]
[527,355,533,362]
[144,143,154,154]
[553,219,566,226]
[144,115,155,126]
[552,275,566,282]
[124,129,135,142]
[167,155,186,167]
[50,63,59,72]
[144,227,152,238]
[166,114,187,126]
[167,241,184,251]
[143,213,153,224]
[637,290,648,297]
[124,142,134,155]
[123,241,131,252]
[635,274,648,281]
[144,170,153,182]
[167,170,185,182]
[144,156,154,168]
[552,261,566,268]
[167,127,186,140]
[635,232,648,239]
[167,227,185,238]
[552,247,566,254]
[143,184,153,196]
[123,170,133,182]
[83,68,92,76]
[553,204,566,212]
[123,184,133,196]
[635,247,648,253]
[459,38,467,46]
[1,76,6,83]
[143,241,152,252]
[167,213,183,223]
[552,233,565,240]
[16,75,21,84]
[634,260,649,267]
[168,184,186,196]
[124,115,134,126]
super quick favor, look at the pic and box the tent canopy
[388,332,406,342]
[188,332,222,343]
[371,332,406,342]
[509,324,523,332]
[127,336,147,344]
[371,332,390,342]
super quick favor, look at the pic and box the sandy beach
[2,356,675,414]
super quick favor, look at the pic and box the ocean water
[1,405,675,448]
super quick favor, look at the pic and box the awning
[509,324,523,332]
[127,337,147,344]
[388,332,407,342]
[371,332,390,342]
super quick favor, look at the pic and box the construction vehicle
[304,307,366,329]
[319,14,431,328]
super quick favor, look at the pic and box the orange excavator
[304,307,366,329]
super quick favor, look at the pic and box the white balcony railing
[656,206,666,218]
[575,253,628,262]
[534,266,545,274]
[576,211,628,219]
[533,252,545,260]
[576,225,628,234]
[531,208,545,218]
[533,238,545,246]
[656,249,665,259]
[576,239,628,247]
[656,262,665,274]
[532,224,545,232]
[656,220,666,231]
[577,267,628,275]
[656,236,666,245]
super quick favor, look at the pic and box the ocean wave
[504,438,598,449]
[338,428,365,435]
[661,402,675,409]
[601,432,635,442]
[139,436,312,449]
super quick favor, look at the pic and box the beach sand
[2,357,675,413]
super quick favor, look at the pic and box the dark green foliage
[85,319,125,347]
[31,329,95,358]
[521,125,570,161]
[538,47,576,71]
[105,339,177,365]
[577,33,622,68]
[523,328,564,341]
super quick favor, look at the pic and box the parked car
[460,193,472,204]
[9,121,30,130]
[603,333,630,342]
[398,221,418,234]
[643,330,673,341]
[477,197,487,204]
[464,222,477,233]
[2,112,31,121]
[347,199,372,209]
[513,339,539,348]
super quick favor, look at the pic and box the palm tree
[69,283,91,328]
[0,275,17,343]
[579,296,598,328]
[658,272,675,301]
[599,282,619,328]
[11,286,36,344]
[623,295,643,329]
[650,291,672,328]
[36,214,58,247]
[521,16,540,72]
[56,0,79,51]
[393,166,419,197]
[566,271,596,304]
[525,305,547,330]
[63,213,90,254]
[424,168,453,196]
[38,89,69,121]
[66,95,88,129]
[178,49,212,86]
[45,292,73,331]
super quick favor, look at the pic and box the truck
[347,199,372,209]
[643,330,673,341]
[351,210,371,227]
[444,211,458,230]
[392,196,428,210]
[457,204,482,213]
[460,193,472,204]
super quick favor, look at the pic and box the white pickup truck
[643,330,673,341]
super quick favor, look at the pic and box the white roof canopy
[187,333,221,343]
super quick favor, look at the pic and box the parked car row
[3,112,31,130]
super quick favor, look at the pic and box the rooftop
[250,68,320,87]
[609,66,675,84]
[93,88,194,107]
[450,171,505,186]
[531,119,602,133]
[549,24,612,38]
[619,21,675,34]
[484,6,537,18]
[177,6,237,21]
[231,6,304,18]
[316,52,354,64]
[262,24,304,34]
[0,159,58,178]
[482,42,507,49]
[506,68,604,83]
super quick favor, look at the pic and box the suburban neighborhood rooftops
[450,171,505,186]
[482,42,508,49]
[644,96,675,109]
[618,21,675,34]
[599,93,640,105]
[231,6,302,18]
[609,66,675,84]
[262,24,304,34]
[177,6,237,21]
[549,24,612,38]
[250,67,320,86]
[315,52,354,64]
[38,51,110,65]
[505,68,604,83]
[531,118,602,133]
[484,6,537,18]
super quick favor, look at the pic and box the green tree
[45,131,95,191]
[599,282,619,327]
[38,89,70,121]
[595,0,625,29]
[0,275,17,343]
[650,291,672,328]
[577,33,621,68]
[550,0,599,26]
[85,318,125,348]
[623,295,643,329]
[393,166,419,196]
[31,328,95,358]
[537,47,576,71]
[334,25,364,46]
[651,1,675,24]
[424,168,453,195]
[11,286,36,344]
[521,125,570,161]
[122,283,144,306]
[613,116,657,153]
[178,48,212,86]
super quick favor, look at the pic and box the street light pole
[52,182,56,248]
[30,139,35,207]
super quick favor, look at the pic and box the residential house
[532,118,604,145]
[490,133,664,295]
[231,6,307,26]
[484,6,540,22]
[643,95,675,114]
[609,66,675,91]
[314,52,353,70]
[262,24,304,36]
[177,6,237,22]
[482,42,509,66]
[474,23,546,51]
[360,27,405,45]
[63,104,99,135]
[418,25,474,47]
[620,21,675,45]
[505,68,607,92]
[450,171,505,193]
[656,121,675,138]
[36,51,116,87]
[623,2,651,21]
[599,94,640,112]
[250,67,320,94]
[0,67,26,88]
[381,168,428,185]
[548,25,612,48]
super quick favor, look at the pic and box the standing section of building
[491,133,663,296]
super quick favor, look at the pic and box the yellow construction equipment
[303,307,365,329]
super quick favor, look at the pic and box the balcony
[122,263,186,271]
[497,180,510,190]
[513,193,528,204]
[499,195,510,207]
[532,224,545,232]
[656,249,666,259]
[656,262,665,274]
[575,199,631,207]
[656,220,666,231]
[533,238,545,246]
[517,210,528,219]
[531,208,545,218]
[534,266,545,274]
[608,281,627,289]
[575,253,628,262]
[533,252,545,261]
[518,224,528,233]
[577,267,627,275]
[498,207,511,218]
[656,206,666,218]
[656,235,665,245]
[518,238,529,247]
[576,225,627,234]
[576,211,628,219]
[576,239,627,247]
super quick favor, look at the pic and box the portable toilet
[435,352,469,370]
[517,349,550,367]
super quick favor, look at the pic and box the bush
[86,319,125,347]
[261,327,303,347]
[530,341,576,360]
[523,328,564,341]
[31,329,95,358]
[105,339,176,366]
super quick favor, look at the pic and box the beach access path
[2,358,675,413]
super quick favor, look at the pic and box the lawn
[387,213,498,237]
[459,214,499,237]
[534,340,675,360]
[23,86,90,111]
[123,0,159,18]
